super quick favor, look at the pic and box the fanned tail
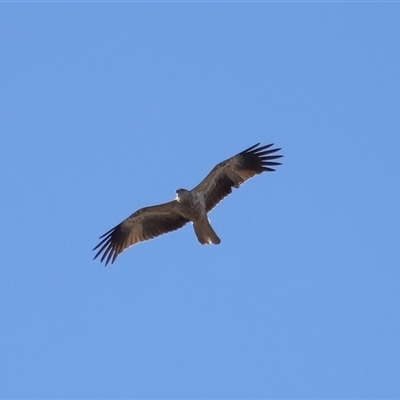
[193,218,221,245]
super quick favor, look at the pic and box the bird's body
[175,188,219,244]
[93,143,283,265]
[175,189,205,221]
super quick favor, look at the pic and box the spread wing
[192,143,283,212]
[93,201,189,266]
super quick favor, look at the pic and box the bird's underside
[93,142,283,265]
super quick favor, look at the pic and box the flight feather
[192,143,282,212]
[93,201,189,266]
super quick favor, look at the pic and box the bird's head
[175,188,190,201]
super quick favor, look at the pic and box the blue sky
[1,3,400,398]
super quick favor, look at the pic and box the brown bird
[93,143,283,265]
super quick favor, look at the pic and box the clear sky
[1,3,400,399]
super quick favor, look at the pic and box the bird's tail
[193,218,221,245]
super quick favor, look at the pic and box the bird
[93,143,283,265]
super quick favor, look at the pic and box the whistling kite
[93,143,283,265]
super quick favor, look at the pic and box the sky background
[1,3,400,399]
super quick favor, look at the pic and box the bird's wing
[93,200,189,265]
[192,143,283,212]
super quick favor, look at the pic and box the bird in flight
[93,143,283,265]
